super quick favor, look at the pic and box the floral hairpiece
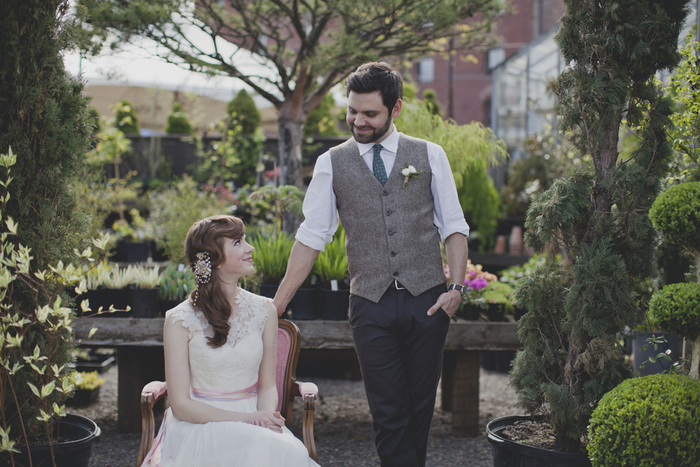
[192,251,212,304]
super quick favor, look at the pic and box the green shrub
[649,182,700,256]
[147,176,231,262]
[165,102,193,134]
[588,374,700,467]
[649,283,700,341]
[113,99,140,134]
[226,89,260,135]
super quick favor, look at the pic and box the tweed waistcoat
[330,133,446,303]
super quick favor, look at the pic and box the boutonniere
[401,163,421,188]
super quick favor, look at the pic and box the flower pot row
[260,284,349,321]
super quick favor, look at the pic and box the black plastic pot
[289,287,319,320]
[486,415,592,467]
[65,387,100,407]
[0,414,101,467]
[130,287,160,318]
[259,283,279,299]
[480,351,516,372]
[320,288,349,320]
[74,352,115,374]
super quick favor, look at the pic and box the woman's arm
[163,313,283,431]
[253,302,285,430]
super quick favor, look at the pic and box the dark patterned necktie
[372,144,387,185]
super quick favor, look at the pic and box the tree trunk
[690,336,700,380]
[277,112,305,189]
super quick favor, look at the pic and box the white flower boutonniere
[401,163,421,188]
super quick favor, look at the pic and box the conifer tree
[510,0,689,453]
[0,0,94,446]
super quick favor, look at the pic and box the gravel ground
[70,358,523,467]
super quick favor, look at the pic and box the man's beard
[351,114,392,144]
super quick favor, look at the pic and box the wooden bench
[73,318,521,436]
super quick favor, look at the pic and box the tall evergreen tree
[0,0,93,269]
[510,0,690,453]
[0,0,94,446]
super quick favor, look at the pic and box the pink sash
[140,383,259,467]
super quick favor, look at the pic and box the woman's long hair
[185,215,246,348]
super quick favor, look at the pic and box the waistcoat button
[392,271,399,277]
[390,251,397,257]
[382,190,388,196]
[388,229,394,236]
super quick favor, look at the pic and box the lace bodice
[167,289,271,393]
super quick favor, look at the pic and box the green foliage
[588,374,700,467]
[501,127,588,217]
[197,115,265,188]
[0,153,109,451]
[649,282,700,342]
[0,0,94,270]
[649,182,700,262]
[395,99,508,250]
[226,89,261,135]
[165,102,193,134]
[158,264,196,301]
[666,27,700,182]
[147,176,232,262]
[510,0,689,452]
[304,93,340,137]
[113,99,140,134]
[421,89,443,118]
[242,185,305,232]
[480,281,514,312]
[70,371,105,391]
[498,254,546,288]
[313,226,349,288]
[250,231,295,284]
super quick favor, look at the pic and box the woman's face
[217,235,255,280]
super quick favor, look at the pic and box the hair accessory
[192,251,212,305]
[194,252,212,284]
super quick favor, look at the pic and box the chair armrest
[291,381,318,401]
[137,381,168,466]
[292,381,318,462]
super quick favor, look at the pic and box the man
[274,61,469,467]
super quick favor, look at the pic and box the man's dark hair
[345,62,403,111]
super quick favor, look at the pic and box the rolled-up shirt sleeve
[428,142,470,241]
[295,151,339,252]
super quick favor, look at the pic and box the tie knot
[373,144,383,156]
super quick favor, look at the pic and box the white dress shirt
[296,126,470,251]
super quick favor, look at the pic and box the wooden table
[73,318,521,435]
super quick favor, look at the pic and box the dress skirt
[145,396,318,467]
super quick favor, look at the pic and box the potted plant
[73,348,116,374]
[130,265,162,318]
[487,1,688,464]
[65,371,106,407]
[450,260,499,321]
[111,208,151,263]
[0,154,103,466]
[250,230,295,298]
[587,374,700,466]
[313,226,349,320]
[158,264,196,313]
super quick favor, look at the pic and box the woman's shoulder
[237,288,274,320]
[165,300,206,332]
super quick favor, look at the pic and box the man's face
[346,91,402,144]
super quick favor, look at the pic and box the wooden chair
[136,319,318,465]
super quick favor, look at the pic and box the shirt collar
[356,125,400,155]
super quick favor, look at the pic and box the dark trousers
[349,283,450,467]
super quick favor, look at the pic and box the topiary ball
[588,374,700,467]
[648,282,700,341]
[649,182,700,254]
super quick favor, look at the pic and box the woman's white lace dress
[142,289,319,467]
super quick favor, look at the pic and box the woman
[142,215,319,466]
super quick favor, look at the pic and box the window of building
[417,57,435,83]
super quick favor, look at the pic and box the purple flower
[467,278,489,291]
